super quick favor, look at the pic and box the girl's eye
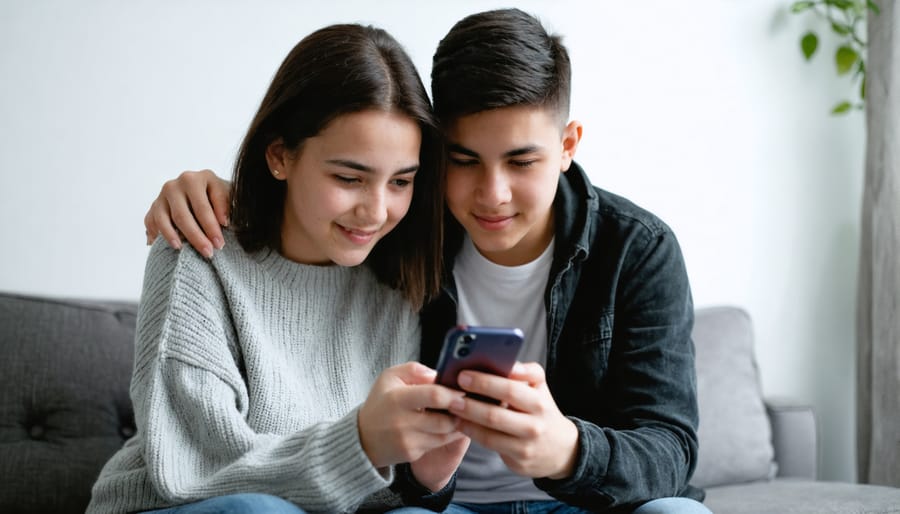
[511,160,537,168]
[334,175,360,184]
[391,178,412,187]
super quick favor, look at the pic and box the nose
[355,185,388,227]
[475,168,512,206]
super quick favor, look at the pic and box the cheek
[293,185,346,224]
[517,178,556,212]
[388,189,415,223]
[444,174,470,210]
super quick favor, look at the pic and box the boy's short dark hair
[431,8,571,125]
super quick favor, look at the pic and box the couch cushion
[704,479,900,513]
[0,292,138,514]
[689,306,776,488]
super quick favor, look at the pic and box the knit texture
[87,231,421,514]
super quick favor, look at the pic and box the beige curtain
[857,0,900,487]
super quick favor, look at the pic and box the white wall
[0,0,864,482]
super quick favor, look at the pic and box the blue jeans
[388,498,712,514]
[142,493,306,514]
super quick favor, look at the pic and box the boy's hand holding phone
[448,361,580,481]
[433,326,579,480]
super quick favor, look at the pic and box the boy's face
[444,105,581,266]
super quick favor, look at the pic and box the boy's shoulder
[561,163,673,240]
[591,186,672,238]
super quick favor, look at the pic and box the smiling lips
[473,213,515,231]
[337,224,379,244]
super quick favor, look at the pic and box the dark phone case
[434,326,524,404]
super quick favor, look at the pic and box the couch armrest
[765,397,817,480]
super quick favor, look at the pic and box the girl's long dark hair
[230,24,444,308]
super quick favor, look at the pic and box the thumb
[507,361,546,386]
[387,361,438,385]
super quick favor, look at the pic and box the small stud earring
[272,169,280,176]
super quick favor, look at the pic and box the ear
[265,138,289,181]
[560,120,583,172]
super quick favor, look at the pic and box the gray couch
[1,292,899,513]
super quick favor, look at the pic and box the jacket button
[120,425,135,439]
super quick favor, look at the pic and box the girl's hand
[358,362,466,470]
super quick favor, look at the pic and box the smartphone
[434,325,525,405]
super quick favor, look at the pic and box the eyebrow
[447,143,543,158]
[325,159,418,175]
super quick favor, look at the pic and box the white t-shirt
[452,235,555,503]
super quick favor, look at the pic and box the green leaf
[831,22,851,35]
[835,46,858,74]
[860,76,866,100]
[867,0,881,14]
[825,0,854,9]
[801,32,819,60]
[832,101,853,114]
[791,1,816,12]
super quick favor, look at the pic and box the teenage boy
[143,9,708,514]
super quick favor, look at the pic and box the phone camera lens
[461,334,476,344]
[457,347,471,357]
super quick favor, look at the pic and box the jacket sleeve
[535,227,699,509]
[356,463,456,512]
[133,242,393,514]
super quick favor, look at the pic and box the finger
[150,199,182,250]
[209,175,232,227]
[507,361,546,387]
[385,361,438,386]
[440,435,471,454]
[144,208,158,246]
[184,175,225,250]
[397,383,465,412]
[456,418,519,455]
[456,370,541,413]
[399,430,468,462]
[164,181,214,258]
[412,410,461,435]
[417,430,468,450]
[449,394,534,438]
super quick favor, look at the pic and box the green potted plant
[791,0,879,114]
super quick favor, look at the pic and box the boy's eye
[511,160,537,168]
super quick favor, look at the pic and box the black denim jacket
[419,163,703,512]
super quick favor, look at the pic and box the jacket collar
[552,161,596,266]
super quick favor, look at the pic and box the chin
[471,234,516,252]
[330,251,371,268]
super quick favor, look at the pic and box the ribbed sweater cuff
[323,407,394,491]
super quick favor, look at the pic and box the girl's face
[268,109,421,266]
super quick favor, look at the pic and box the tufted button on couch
[2,291,900,513]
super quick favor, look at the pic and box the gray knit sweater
[87,232,421,514]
